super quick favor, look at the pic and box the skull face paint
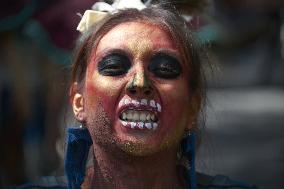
[83,21,193,156]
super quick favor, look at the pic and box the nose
[126,72,153,97]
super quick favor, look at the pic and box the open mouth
[117,98,161,130]
[119,109,159,130]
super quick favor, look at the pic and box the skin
[72,21,194,189]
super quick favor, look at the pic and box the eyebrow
[151,49,182,62]
[95,48,132,62]
[99,48,130,57]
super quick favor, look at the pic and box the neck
[82,143,186,189]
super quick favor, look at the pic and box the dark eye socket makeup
[97,50,182,79]
[148,52,182,79]
[98,52,131,76]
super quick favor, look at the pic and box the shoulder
[14,176,67,189]
[197,172,258,189]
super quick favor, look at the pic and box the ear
[70,82,86,122]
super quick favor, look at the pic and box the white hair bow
[77,0,147,33]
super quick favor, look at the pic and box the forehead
[95,21,179,55]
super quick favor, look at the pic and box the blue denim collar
[64,127,196,189]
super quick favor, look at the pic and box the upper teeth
[141,99,147,105]
[150,100,156,108]
[118,98,162,112]
[120,110,157,122]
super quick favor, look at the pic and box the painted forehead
[95,21,180,56]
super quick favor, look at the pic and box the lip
[118,103,158,117]
[117,99,160,117]
[117,98,162,114]
[120,121,159,131]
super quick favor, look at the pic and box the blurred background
[0,0,283,189]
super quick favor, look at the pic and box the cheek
[153,80,191,150]
[160,80,191,124]
[163,80,190,104]
[85,72,123,119]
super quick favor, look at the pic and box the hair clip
[77,0,147,33]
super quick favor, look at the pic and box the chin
[115,132,183,157]
[119,141,159,156]
[119,143,169,157]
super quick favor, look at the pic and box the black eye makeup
[148,53,182,79]
[98,52,131,76]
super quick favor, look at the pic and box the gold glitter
[128,35,152,60]
[128,72,151,90]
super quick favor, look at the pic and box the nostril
[144,89,152,96]
[129,88,137,94]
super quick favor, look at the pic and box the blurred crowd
[0,0,283,188]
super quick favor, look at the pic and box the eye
[148,53,182,79]
[98,53,131,76]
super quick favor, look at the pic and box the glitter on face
[83,21,193,156]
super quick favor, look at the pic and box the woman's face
[81,21,193,155]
